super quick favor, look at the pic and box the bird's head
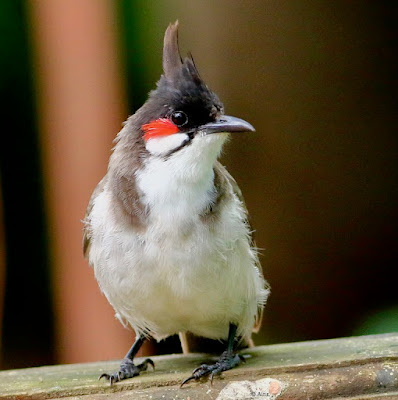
[128,21,254,160]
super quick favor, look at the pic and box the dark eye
[171,111,188,127]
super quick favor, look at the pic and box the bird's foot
[99,357,154,386]
[181,351,244,387]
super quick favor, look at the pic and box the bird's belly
[92,215,262,341]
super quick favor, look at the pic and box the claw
[99,373,116,386]
[210,371,215,385]
[98,372,120,386]
[180,375,196,388]
[139,358,155,371]
[99,373,107,381]
[192,364,205,375]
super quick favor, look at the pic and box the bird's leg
[99,334,154,385]
[181,324,244,386]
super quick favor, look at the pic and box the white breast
[89,135,269,341]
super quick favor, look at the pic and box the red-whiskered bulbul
[83,21,269,386]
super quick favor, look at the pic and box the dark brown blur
[0,1,396,368]
[152,1,398,343]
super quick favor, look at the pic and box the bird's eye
[171,111,188,127]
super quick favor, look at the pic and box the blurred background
[0,0,397,369]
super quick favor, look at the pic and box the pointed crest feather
[163,20,182,78]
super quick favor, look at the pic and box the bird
[83,21,269,386]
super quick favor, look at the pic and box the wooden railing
[1,333,397,399]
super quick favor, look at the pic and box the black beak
[199,115,255,135]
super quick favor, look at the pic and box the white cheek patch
[145,133,189,156]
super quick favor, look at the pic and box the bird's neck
[109,129,227,227]
[137,151,217,217]
[137,135,226,226]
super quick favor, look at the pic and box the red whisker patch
[142,118,179,141]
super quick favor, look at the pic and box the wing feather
[82,176,108,260]
[214,162,267,334]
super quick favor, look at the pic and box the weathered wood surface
[1,333,398,399]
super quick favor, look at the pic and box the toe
[136,358,155,372]
[181,353,244,387]
[99,372,119,386]
[180,375,196,388]
[181,364,213,387]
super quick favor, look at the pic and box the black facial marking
[134,57,224,140]
[163,135,193,159]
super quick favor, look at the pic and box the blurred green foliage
[353,306,398,336]
[117,0,165,113]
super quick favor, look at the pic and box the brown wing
[214,161,244,205]
[214,162,266,335]
[82,175,107,260]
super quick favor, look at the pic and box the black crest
[163,21,183,79]
[162,21,201,86]
[133,21,223,131]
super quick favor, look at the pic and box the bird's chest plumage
[125,159,244,297]
[89,158,265,340]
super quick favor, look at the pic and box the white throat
[137,133,228,227]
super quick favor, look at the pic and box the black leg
[226,323,238,353]
[125,335,146,360]
[181,324,244,387]
[99,334,154,385]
